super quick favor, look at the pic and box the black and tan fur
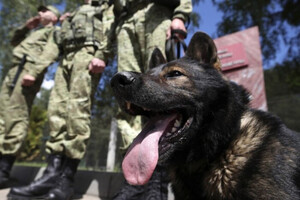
[110,32,300,200]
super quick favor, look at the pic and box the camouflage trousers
[45,46,101,160]
[116,3,172,149]
[0,64,45,155]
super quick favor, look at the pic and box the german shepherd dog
[110,32,300,200]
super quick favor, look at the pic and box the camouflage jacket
[114,0,192,23]
[11,25,60,78]
[59,2,114,62]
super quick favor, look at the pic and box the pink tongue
[122,114,177,185]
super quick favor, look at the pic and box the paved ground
[0,188,101,200]
[0,189,9,199]
[1,187,174,200]
[1,166,175,200]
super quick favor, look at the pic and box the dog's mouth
[159,113,193,159]
[121,101,193,186]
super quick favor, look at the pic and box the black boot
[113,165,169,200]
[0,154,16,189]
[8,154,64,199]
[46,157,80,200]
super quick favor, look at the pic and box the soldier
[112,0,192,199]
[0,5,60,189]
[8,0,114,200]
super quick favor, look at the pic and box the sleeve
[26,28,60,78]
[10,24,31,47]
[94,4,116,63]
[172,0,193,23]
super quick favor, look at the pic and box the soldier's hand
[60,12,71,23]
[166,18,187,40]
[25,16,40,29]
[88,58,106,74]
[22,74,36,86]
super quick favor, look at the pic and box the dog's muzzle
[110,71,137,89]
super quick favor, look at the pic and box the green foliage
[34,87,52,109]
[18,105,48,161]
[188,0,202,30]
[212,0,300,63]
[85,58,119,169]
[264,58,300,131]
[265,58,300,95]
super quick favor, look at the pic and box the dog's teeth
[171,127,177,133]
[143,107,150,111]
[174,120,181,127]
[166,132,172,137]
[126,102,131,110]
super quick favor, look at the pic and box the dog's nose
[110,71,136,88]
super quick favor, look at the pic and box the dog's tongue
[122,114,177,185]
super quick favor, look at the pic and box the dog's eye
[165,70,184,78]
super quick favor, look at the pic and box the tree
[17,105,48,161]
[189,0,202,30]
[264,58,300,131]
[212,0,300,63]
[85,57,119,169]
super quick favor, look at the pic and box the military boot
[46,157,80,200]
[8,154,64,199]
[0,154,16,189]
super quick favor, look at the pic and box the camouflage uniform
[45,2,114,159]
[7,4,114,198]
[114,0,192,149]
[0,24,59,155]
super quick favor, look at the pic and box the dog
[110,32,300,200]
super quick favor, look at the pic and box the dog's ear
[149,48,167,69]
[185,32,221,70]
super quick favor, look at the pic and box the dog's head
[111,32,244,185]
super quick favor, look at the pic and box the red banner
[218,43,249,71]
